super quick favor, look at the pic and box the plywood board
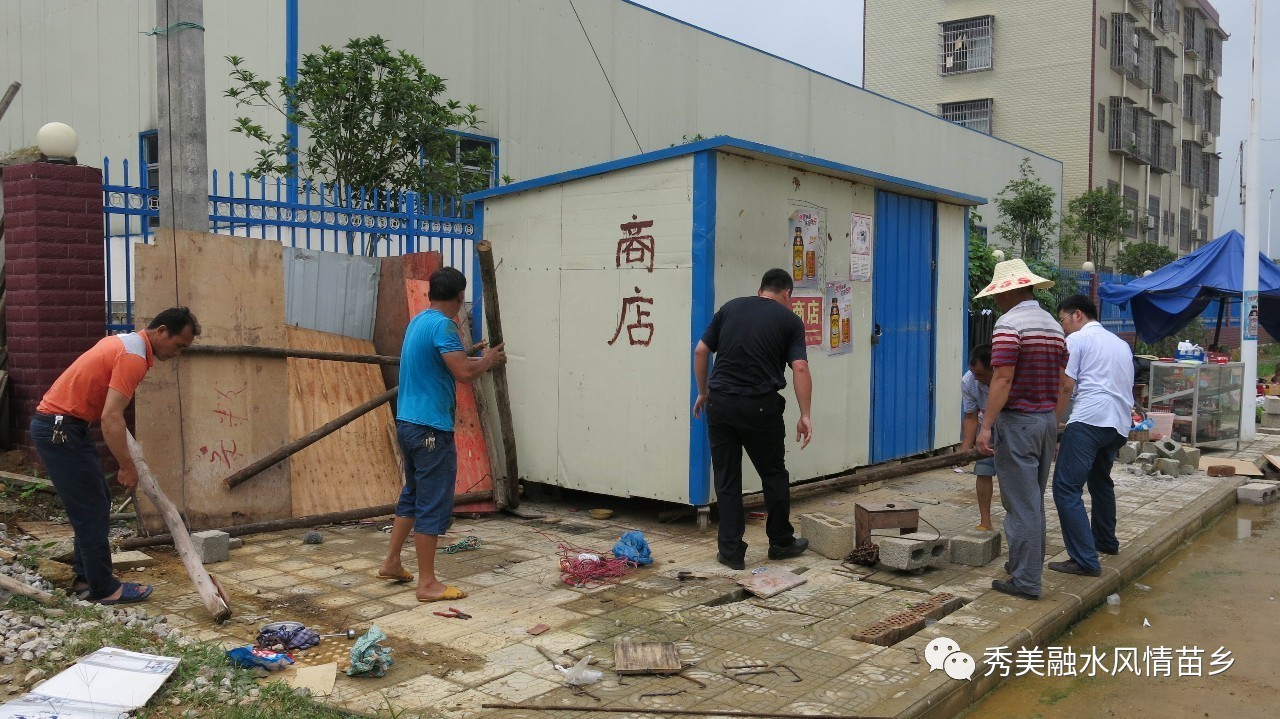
[1198,456,1263,477]
[613,641,682,675]
[404,279,496,514]
[135,230,291,531]
[286,327,402,516]
[737,568,807,598]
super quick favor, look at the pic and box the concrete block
[1155,438,1181,459]
[191,530,230,564]
[1141,442,1160,456]
[1237,483,1280,505]
[1264,396,1280,414]
[1137,452,1157,463]
[110,551,155,571]
[1183,447,1202,466]
[1155,458,1182,476]
[1117,444,1138,464]
[228,537,244,550]
[879,533,948,571]
[798,513,855,560]
[1181,464,1196,476]
[949,531,1002,567]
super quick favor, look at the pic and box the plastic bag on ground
[555,655,603,686]
[347,625,394,677]
[612,530,653,566]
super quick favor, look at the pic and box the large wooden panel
[135,230,291,531]
[286,327,402,515]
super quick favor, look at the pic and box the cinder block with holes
[798,512,855,560]
[949,530,1002,567]
[878,533,948,571]
[1237,483,1280,505]
[191,530,230,564]
[851,610,926,646]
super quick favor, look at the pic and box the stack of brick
[1,162,106,452]
[852,592,965,646]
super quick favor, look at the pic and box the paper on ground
[0,647,179,719]
[285,662,337,697]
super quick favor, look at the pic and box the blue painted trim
[285,0,300,199]
[688,151,717,506]
[471,202,485,346]
[137,130,157,189]
[464,137,987,206]
[617,0,1058,164]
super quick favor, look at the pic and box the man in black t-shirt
[693,268,813,570]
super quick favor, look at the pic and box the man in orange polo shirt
[30,307,200,605]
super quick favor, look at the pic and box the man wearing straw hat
[975,259,1067,600]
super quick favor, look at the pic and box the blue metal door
[871,191,937,463]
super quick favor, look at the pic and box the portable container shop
[465,137,983,525]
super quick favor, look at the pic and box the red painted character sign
[609,214,657,347]
[789,296,825,348]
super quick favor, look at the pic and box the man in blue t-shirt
[379,267,505,602]
[693,268,813,570]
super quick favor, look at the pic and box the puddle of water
[962,503,1279,719]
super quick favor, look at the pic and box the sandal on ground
[94,582,153,605]
[417,586,467,602]
[376,569,414,583]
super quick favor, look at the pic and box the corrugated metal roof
[283,248,381,340]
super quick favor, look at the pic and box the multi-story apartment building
[865,0,1226,267]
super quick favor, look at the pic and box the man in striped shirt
[975,260,1067,600]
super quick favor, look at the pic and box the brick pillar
[2,161,106,451]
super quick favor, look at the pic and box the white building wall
[481,156,695,501]
[2,0,1060,230]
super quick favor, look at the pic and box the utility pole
[1241,0,1264,442]
[155,0,209,232]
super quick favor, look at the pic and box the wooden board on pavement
[613,641,682,675]
[737,567,807,599]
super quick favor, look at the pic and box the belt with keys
[51,415,69,446]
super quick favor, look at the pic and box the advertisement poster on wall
[825,281,853,356]
[850,212,873,282]
[1245,290,1259,341]
[789,295,825,348]
[788,209,822,290]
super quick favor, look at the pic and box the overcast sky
[634,0,1279,254]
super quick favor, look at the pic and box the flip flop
[376,569,414,583]
[95,582,153,606]
[417,586,467,603]
[975,524,994,531]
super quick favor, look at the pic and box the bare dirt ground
[963,501,1279,719]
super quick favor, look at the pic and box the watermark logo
[927,637,1235,680]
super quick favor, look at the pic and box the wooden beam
[458,308,507,509]
[0,82,20,124]
[118,490,493,549]
[0,573,56,606]
[183,344,399,365]
[224,387,397,489]
[0,471,57,494]
[127,431,232,623]
[476,240,520,508]
[741,449,985,510]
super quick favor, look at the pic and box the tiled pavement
[140,437,1268,718]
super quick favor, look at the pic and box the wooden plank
[13,521,75,542]
[405,279,497,514]
[737,568,807,599]
[1199,456,1263,477]
[286,327,403,516]
[135,230,290,531]
[0,470,56,494]
[373,255,411,394]
[612,641,682,675]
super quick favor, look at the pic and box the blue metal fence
[101,157,480,333]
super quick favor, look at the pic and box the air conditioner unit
[1145,216,1157,231]
[1200,131,1212,145]
[1199,195,1212,208]
[1190,229,1203,241]
[1202,66,1214,82]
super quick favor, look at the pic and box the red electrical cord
[555,541,637,587]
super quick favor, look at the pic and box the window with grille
[1154,47,1179,104]
[1124,186,1140,238]
[1206,91,1222,136]
[1109,97,1143,159]
[1183,74,1206,125]
[1111,14,1138,78]
[1147,196,1160,242]
[1182,140,1204,189]
[1162,209,1176,238]
[1208,29,1223,76]
[1151,120,1178,174]
[1198,215,1209,245]
[139,130,160,228]
[938,99,993,134]
[1185,8,1204,58]
[1202,152,1220,197]
[1180,208,1192,251]
[939,16,994,75]
[1155,0,1176,33]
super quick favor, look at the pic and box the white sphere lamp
[1081,261,1096,273]
[1143,270,1153,277]
[36,122,79,163]
[992,249,1005,261]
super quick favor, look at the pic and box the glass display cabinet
[1147,362,1244,448]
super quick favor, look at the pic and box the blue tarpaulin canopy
[1099,230,1280,344]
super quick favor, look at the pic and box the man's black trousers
[707,390,794,561]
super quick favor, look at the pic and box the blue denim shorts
[974,457,997,476]
[394,421,457,535]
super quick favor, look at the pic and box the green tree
[1027,259,1079,314]
[1115,241,1178,277]
[994,159,1068,261]
[968,210,998,312]
[225,36,493,252]
[1063,185,1133,272]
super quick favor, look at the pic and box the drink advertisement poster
[825,281,853,356]
[789,295,825,348]
[850,212,873,282]
[788,209,822,290]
